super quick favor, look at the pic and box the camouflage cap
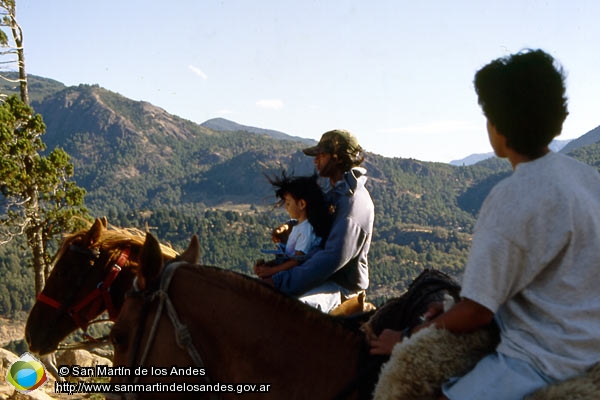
[302,129,362,157]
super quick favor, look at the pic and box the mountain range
[449,139,576,166]
[201,117,316,145]
[7,73,598,170]
[1,74,600,301]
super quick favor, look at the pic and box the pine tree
[0,96,87,294]
[0,1,87,294]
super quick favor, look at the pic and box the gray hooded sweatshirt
[272,167,374,295]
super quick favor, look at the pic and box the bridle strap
[37,292,62,309]
[38,247,131,331]
[70,247,131,323]
[130,261,212,393]
[37,243,100,311]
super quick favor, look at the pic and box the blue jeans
[297,280,355,313]
[442,352,553,400]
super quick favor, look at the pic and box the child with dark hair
[255,172,332,279]
[260,130,374,313]
[370,49,600,399]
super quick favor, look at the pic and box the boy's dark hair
[267,171,333,240]
[474,49,569,158]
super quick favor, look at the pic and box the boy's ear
[298,199,307,210]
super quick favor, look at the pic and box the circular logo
[5,352,48,393]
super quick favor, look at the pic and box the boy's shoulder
[482,152,600,227]
[500,152,598,190]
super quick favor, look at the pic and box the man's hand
[254,263,275,278]
[368,299,494,356]
[369,328,404,355]
[422,301,445,321]
[261,277,275,287]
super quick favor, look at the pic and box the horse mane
[176,263,365,345]
[53,220,179,267]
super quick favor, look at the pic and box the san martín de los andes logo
[5,352,48,393]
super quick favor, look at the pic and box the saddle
[329,269,463,400]
[362,268,461,340]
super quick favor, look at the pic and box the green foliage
[0,72,65,103]
[0,95,88,295]
[0,237,34,314]
[0,96,48,199]
[566,143,600,170]
[105,205,285,276]
[0,1,15,48]
[0,29,8,47]
[0,96,87,237]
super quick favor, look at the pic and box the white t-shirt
[461,152,600,380]
[285,219,321,258]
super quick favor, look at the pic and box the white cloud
[256,99,284,110]
[188,65,208,80]
[216,109,233,115]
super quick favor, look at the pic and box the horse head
[25,218,181,355]
[109,233,203,394]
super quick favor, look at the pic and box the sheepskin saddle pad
[372,324,600,400]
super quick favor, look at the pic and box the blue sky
[12,0,600,162]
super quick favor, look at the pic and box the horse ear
[180,235,200,264]
[83,218,104,247]
[100,216,108,228]
[138,232,163,290]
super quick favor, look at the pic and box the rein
[37,245,130,338]
[127,261,212,390]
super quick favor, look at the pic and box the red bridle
[37,247,131,332]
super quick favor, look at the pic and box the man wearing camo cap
[267,129,375,312]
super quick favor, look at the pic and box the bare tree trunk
[7,1,28,104]
[14,37,27,104]
[28,224,45,295]
[24,182,45,294]
[4,1,45,293]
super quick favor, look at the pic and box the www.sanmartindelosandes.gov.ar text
[54,381,272,396]
[54,364,271,395]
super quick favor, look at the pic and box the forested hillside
[0,75,597,314]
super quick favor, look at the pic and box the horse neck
[166,264,366,394]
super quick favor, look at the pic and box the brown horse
[109,233,378,400]
[25,217,180,355]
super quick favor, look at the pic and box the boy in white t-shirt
[370,49,600,399]
[255,172,332,279]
